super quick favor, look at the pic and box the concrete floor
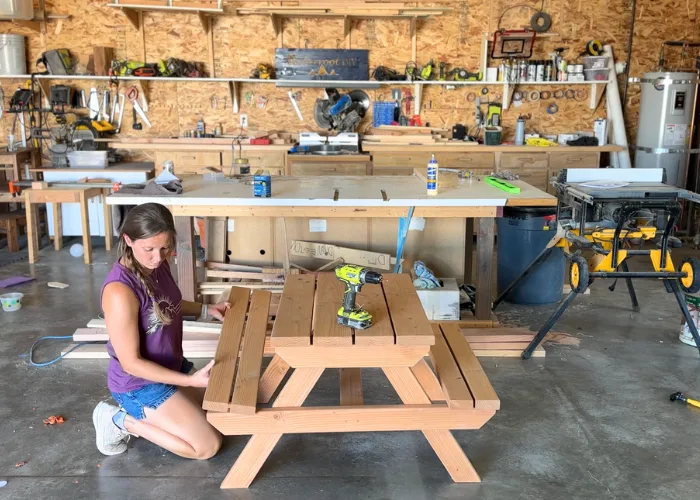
[1,244,700,500]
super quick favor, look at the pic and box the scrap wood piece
[206,269,285,282]
[290,240,398,271]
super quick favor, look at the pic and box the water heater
[635,72,697,187]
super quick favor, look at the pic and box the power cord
[26,335,88,367]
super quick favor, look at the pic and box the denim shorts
[111,358,194,420]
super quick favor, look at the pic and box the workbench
[107,175,555,320]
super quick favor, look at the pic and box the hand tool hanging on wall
[132,108,142,131]
[125,86,151,128]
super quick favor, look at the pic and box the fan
[313,88,370,133]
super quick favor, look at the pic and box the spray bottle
[427,154,438,196]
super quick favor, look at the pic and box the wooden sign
[275,49,369,81]
[290,240,395,270]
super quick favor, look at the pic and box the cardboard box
[275,49,369,81]
[416,278,460,321]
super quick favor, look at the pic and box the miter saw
[313,88,369,133]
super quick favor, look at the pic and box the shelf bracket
[413,82,422,115]
[36,79,51,108]
[206,16,215,77]
[410,17,417,63]
[121,7,140,31]
[589,82,606,111]
[229,81,239,114]
[198,12,209,35]
[12,20,42,32]
[503,81,513,110]
[344,16,352,49]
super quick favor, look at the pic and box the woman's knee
[193,428,222,460]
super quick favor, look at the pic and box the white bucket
[0,0,34,20]
[680,293,700,347]
[0,292,24,312]
[0,34,26,75]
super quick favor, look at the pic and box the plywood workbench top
[362,143,625,153]
[31,162,155,174]
[107,175,555,208]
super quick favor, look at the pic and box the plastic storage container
[484,126,502,145]
[584,68,610,81]
[582,56,609,70]
[373,101,396,127]
[0,292,24,312]
[67,151,108,168]
[0,34,26,75]
[496,207,565,305]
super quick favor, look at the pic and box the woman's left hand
[208,301,231,321]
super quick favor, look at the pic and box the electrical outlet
[240,114,248,128]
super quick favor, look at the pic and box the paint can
[680,293,700,347]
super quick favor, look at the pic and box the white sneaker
[93,401,129,456]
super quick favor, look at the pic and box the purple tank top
[103,260,184,393]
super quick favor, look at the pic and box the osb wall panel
[0,0,698,157]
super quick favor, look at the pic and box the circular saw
[313,88,370,132]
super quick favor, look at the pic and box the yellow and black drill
[335,264,382,329]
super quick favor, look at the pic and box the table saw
[493,168,700,358]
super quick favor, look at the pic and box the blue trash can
[496,207,565,305]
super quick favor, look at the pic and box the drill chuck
[362,270,382,285]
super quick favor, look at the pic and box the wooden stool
[204,273,500,488]
[0,209,47,252]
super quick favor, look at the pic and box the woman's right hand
[187,360,215,388]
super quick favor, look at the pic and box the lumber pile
[363,125,451,145]
[200,262,287,296]
[62,323,544,359]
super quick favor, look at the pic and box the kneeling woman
[92,203,229,459]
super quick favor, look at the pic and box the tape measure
[585,40,603,56]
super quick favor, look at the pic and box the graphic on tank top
[145,295,182,335]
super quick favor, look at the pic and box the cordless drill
[335,264,383,330]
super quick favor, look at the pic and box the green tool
[485,176,520,193]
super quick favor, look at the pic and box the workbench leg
[174,216,196,302]
[383,367,480,482]
[475,218,495,320]
[53,203,63,251]
[6,220,19,252]
[79,192,92,265]
[221,367,324,488]
[24,192,39,263]
[102,190,113,252]
[464,218,474,285]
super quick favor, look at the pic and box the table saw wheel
[679,257,700,294]
[569,255,589,293]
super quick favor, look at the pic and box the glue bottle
[427,154,438,196]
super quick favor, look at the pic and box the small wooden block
[32,181,48,190]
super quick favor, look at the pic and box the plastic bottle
[197,118,205,136]
[515,116,525,146]
[536,60,545,82]
[527,61,536,82]
[427,154,438,196]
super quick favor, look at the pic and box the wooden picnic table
[203,273,500,488]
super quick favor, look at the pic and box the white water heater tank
[0,0,33,20]
[635,72,697,187]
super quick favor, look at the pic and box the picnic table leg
[257,354,291,404]
[24,192,39,264]
[221,367,324,489]
[383,366,481,482]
